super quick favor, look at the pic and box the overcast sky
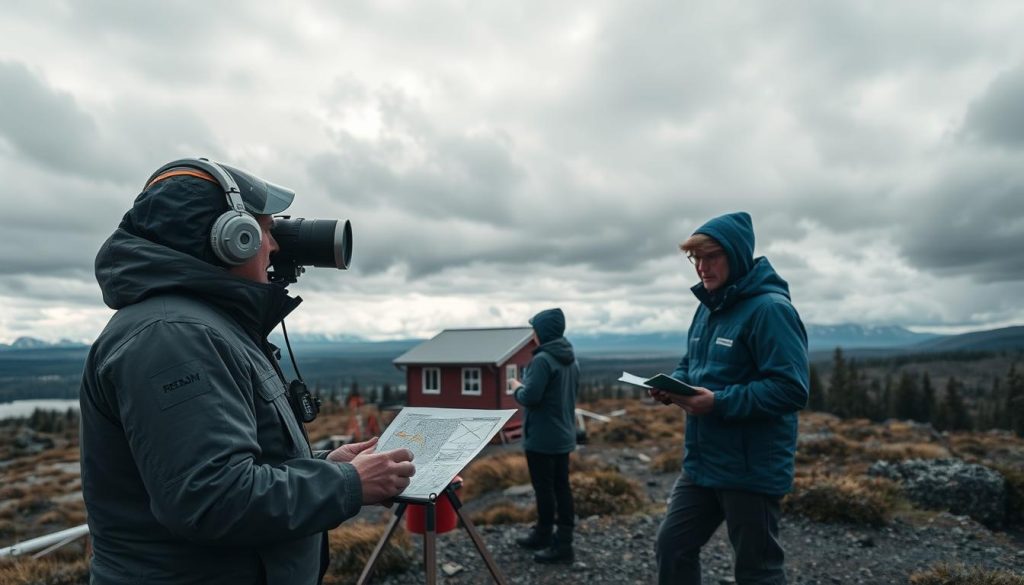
[1,1,1023,343]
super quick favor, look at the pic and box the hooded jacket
[79,176,362,585]
[514,309,580,454]
[670,212,809,496]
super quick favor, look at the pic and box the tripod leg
[357,503,407,585]
[449,492,509,585]
[425,503,437,585]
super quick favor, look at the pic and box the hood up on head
[692,211,755,286]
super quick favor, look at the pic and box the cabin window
[423,367,440,395]
[462,367,481,395]
[505,364,518,394]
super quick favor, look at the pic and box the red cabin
[393,327,536,431]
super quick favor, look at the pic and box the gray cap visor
[221,163,295,215]
[145,158,295,216]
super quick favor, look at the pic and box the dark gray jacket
[514,338,579,454]
[80,226,362,585]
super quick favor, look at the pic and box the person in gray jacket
[79,160,415,585]
[509,307,580,563]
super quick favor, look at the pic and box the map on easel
[376,407,517,500]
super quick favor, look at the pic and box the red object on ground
[405,476,462,535]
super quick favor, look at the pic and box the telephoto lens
[269,218,352,283]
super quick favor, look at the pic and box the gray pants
[655,474,785,585]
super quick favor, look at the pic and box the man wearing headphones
[79,159,415,584]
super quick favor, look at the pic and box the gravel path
[364,444,1024,584]
[370,510,1023,584]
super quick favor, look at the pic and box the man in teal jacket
[651,212,808,585]
[80,160,415,584]
[509,308,580,563]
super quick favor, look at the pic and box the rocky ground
[362,444,1024,585]
[368,511,1023,585]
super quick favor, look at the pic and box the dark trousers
[656,474,785,585]
[525,451,575,528]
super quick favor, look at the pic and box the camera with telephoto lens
[269,217,352,284]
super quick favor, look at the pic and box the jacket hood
[693,212,755,285]
[530,308,566,344]
[120,174,236,268]
[534,337,576,365]
[95,227,299,338]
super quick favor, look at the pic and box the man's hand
[648,388,673,406]
[509,378,524,392]
[325,436,378,463]
[350,448,416,505]
[650,386,715,415]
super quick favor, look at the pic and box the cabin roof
[393,327,534,366]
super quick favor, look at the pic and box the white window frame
[422,367,441,395]
[462,367,482,396]
[505,364,518,394]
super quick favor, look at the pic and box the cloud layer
[1,1,1023,342]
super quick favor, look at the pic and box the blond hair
[679,233,723,255]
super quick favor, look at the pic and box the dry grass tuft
[581,400,684,446]
[0,554,89,585]
[588,419,652,445]
[460,453,530,501]
[783,475,901,526]
[863,442,950,462]
[569,452,615,473]
[796,434,861,464]
[909,563,1024,585]
[324,522,413,585]
[650,448,683,473]
[470,502,537,526]
[571,470,646,518]
[991,464,1024,526]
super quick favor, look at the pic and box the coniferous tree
[893,371,919,421]
[1007,364,1024,437]
[935,376,971,431]
[920,372,935,425]
[881,374,894,420]
[828,348,848,417]
[846,360,870,419]
[982,376,1001,430]
[868,378,884,421]
[808,364,825,411]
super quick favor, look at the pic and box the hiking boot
[533,526,574,563]
[515,525,553,550]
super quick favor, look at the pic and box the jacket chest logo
[163,372,201,393]
[151,360,212,411]
[715,337,734,348]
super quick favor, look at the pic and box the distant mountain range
[0,337,89,351]
[4,324,1023,356]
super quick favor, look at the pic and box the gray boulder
[868,458,1006,528]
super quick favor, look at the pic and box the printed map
[376,407,517,500]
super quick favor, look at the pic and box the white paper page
[376,407,517,500]
[618,371,652,388]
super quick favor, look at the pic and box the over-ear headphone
[145,158,263,266]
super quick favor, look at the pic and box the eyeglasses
[686,250,725,266]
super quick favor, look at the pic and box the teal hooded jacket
[671,212,808,496]
[515,308,580,454]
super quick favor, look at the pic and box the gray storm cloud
[963,64,1024,148]
[0,62,108,179]
[2,0,1024,341]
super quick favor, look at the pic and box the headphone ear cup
[210,211,262,266]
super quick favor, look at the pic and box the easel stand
[357,482,508,585]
